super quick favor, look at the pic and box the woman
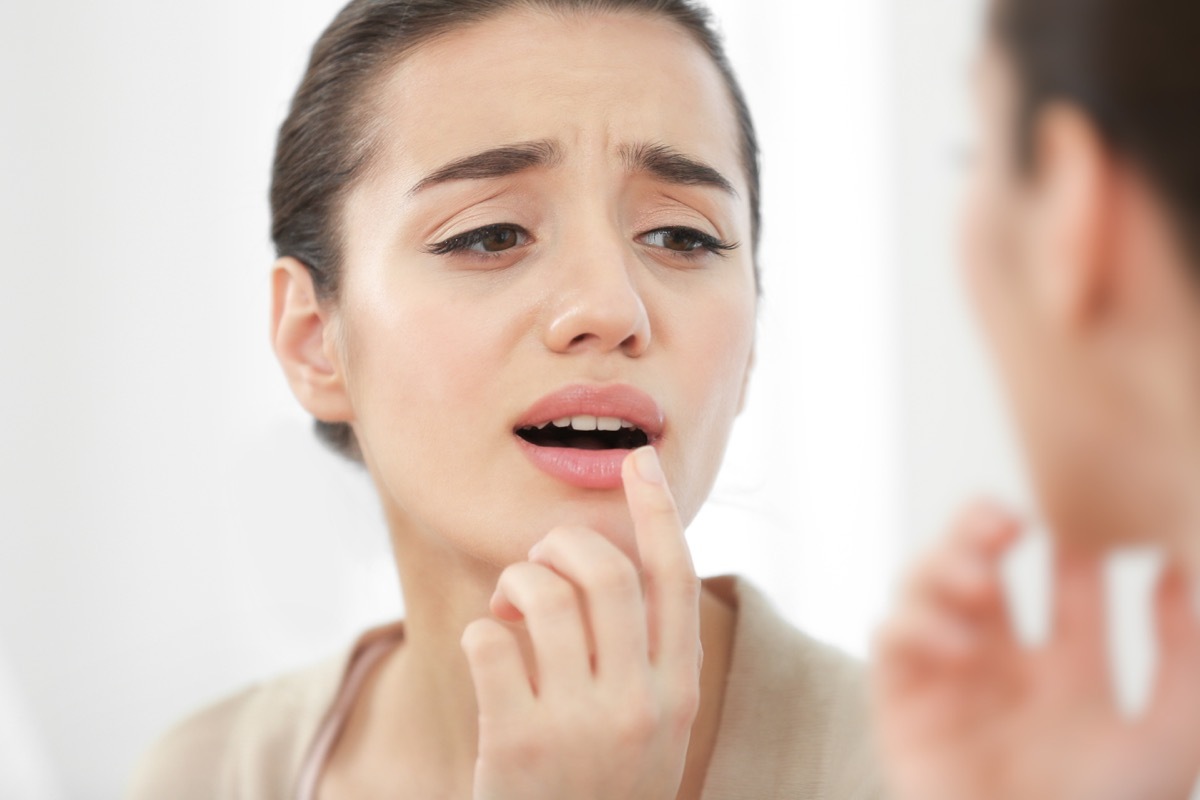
[874,0,1200,798]
[128,1,879,797]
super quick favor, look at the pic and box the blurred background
[0,0,1170,796]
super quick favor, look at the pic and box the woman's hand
[873,502,1200,800]
[461,447,701,800]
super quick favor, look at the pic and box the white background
[1,1,1170,798]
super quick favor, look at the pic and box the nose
[543,242,651,357]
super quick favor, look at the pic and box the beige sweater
[128,576,882,799]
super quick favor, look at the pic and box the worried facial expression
[321,9,757,566]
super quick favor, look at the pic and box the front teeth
[546,416,633,432]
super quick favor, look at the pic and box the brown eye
[638,227,736,256]
[481,227,519,252]
[427,224,530,256]
[661,229,701,251]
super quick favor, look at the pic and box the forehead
[360,7,745,192]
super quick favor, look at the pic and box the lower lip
[515,437,639,490]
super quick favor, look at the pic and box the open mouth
[516,416,651,451]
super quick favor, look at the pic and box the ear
[1027,104,1117,330]
[270,257,355,423]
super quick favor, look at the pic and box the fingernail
[633,446,665,484]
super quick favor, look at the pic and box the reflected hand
[461,447,700,800]
[873,502,1200,800]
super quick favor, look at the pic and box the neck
[1102,296,1200,577]
[1174,489,1200,580]
[385,529,504,784]
[1157,381,1200,579]
[321,517,502,797]
[1140,434,1200,578]
[1151,436,1200,581]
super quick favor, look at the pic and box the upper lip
[514,384,665,439]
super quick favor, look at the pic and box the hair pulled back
[270,0,760,461]
[992,0,1200,262]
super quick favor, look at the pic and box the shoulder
[703,576,884,800]
[125,653,347,800]
[726,576,867,704]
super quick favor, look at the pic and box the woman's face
[328,9,756,566]
[961,46,1109,544]
[960,47,1095,545]
[960,45,1184,548]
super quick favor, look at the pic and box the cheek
[337,288,542,563]
[961,164,999,317]
[346,305,446,415]
[664,287,756,523]
[340,286,518,469]
[960,157,1023,356]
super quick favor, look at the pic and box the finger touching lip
[514,384,665,490]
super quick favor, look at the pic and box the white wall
[1,2,395,795]
[893,0,1025,552]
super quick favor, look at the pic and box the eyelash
[426,224,738,259]
[639,227,739,258]
[424,224,527,257]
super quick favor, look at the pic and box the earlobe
[1030,105,1117,330]
[270,257,355,423]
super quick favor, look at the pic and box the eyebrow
[408,140,563,196]
[406,138,736,197]
[619,142,737,196]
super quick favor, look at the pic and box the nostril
[544,301,651,354]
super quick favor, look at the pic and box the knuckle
[529,580,577,618]
[669,683,701,730]
[661,664,701,719]
[586,556,640,596]
[460,619,509,659]
[615,700,661,746]
[496,562,529,591]
[666,571,702,603]
[490,728,546,770]
[540,525,586,552]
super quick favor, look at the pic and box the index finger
[623,446,700,667]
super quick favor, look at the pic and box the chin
[558,503,640,562]
[1035,455,1158,552]
[463,492,639,566]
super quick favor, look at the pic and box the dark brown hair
[270,0,760,461]
[991,0,1200,261]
